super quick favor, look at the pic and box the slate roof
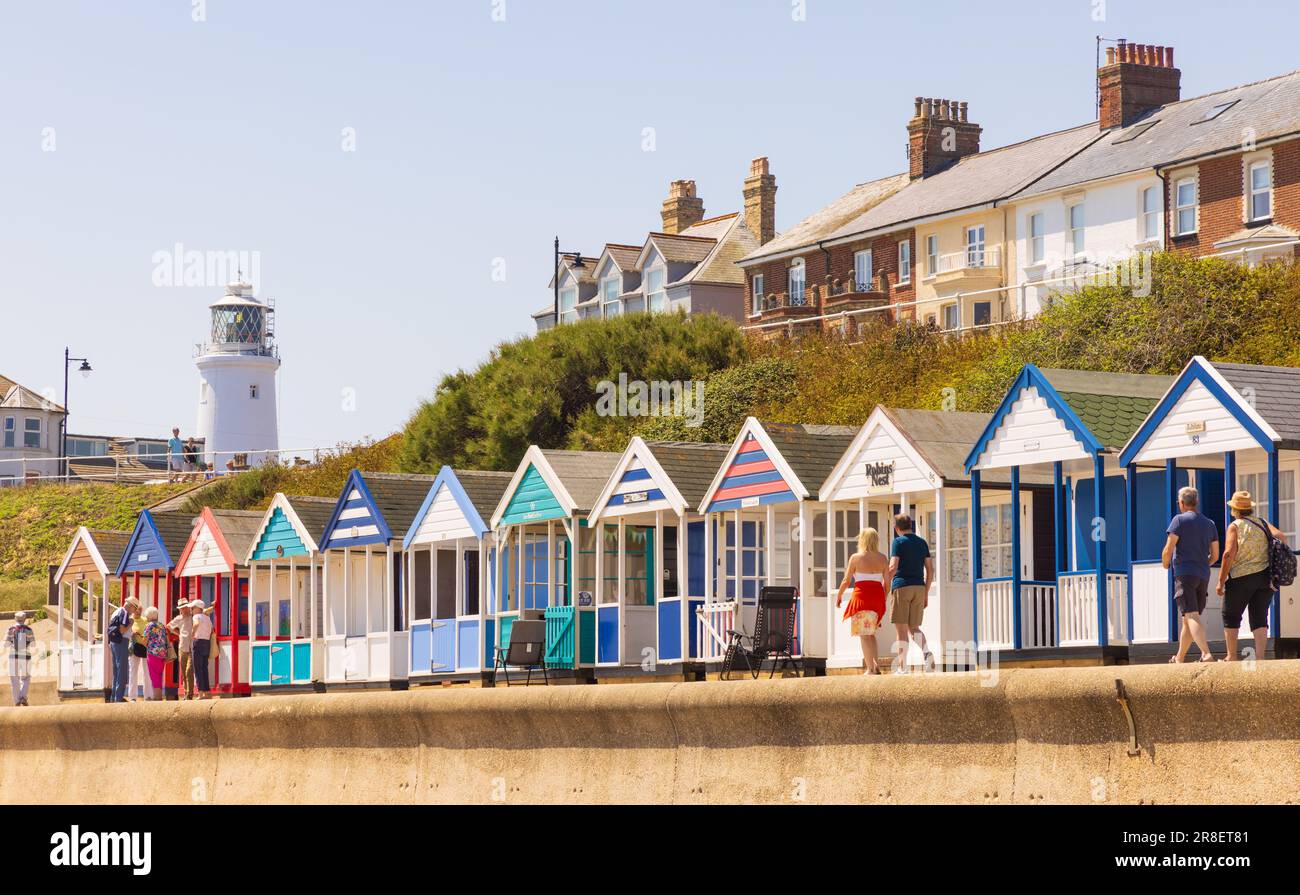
[678,215,762,286]
[149,510,201,561]
[1039,368,1174,449]
[646,232,719,265]
[540,449,623,512]
[1214,362,1300,450]
[759,421,858,498]
[0,374,63,412]
[451,469,515,519]
[1016,70,1300,199]
[207,510,267,565]
[86,530,132,573]
[739,173,909,263]
[361,472,440,536]
[883,408,1050,486]
[643,441,732,507]
[605,244,642,272]
[283,496,339,543]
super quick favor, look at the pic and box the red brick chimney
[907,98,982,179]
[661,180,705,234]
[1098,40,1181,130]
[743,157,777,245]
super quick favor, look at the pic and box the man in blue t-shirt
[167,427,185,482]
[1162,486,1220,663]
[889,514,934,673]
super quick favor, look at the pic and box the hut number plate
[624,491,648,503]
[1023,440,1040,451]
[1186,421,1206,435]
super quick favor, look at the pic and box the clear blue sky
[2,0,1296,449]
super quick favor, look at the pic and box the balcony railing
[1058,571,1129,647]
[935,245,1002,275]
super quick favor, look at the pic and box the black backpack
[1246,517,1297,590]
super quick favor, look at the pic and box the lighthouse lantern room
[195,280,281,470]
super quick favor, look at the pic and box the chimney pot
[1118,40,1128,63]
[1099,38,1181,129]
[1105,46,1115,65]
[1166,47,1174,67]
[913,97,923,118]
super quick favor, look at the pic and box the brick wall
[1169,137,1300,255]
[743,228,917,321]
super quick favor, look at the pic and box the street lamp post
[553,236,585,326]
[61,347,92,481]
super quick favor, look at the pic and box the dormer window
[559,285,578,323]
[645,265,666,312]
[601,273,622,317]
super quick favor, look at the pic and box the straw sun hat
[1228,490,1256,512]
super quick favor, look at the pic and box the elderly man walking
[166,599,197,699]
[5,611,36,706]
[1162,486,1220,663]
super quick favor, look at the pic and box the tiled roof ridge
[647,231,719,242]
[690,211,739,225]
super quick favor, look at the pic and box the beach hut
[963,365,1175,660]
[1118,357,1300,656]
[585,438,731,675]
[173,507,265,695]
[243,495,336,690]
[695,419,857,671]
[115,508,202,696]
[818,406,1056,670]
[317,470,437,688]
[401,467,513,683]
[488,447,623,680]
[54,527,130,698]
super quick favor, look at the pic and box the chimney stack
[743,157,778,245]
[906,97,982,179]
[1098,38,1181,130]
[661,180,705,234]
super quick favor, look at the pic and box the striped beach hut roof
[319,469,439,551]
[245,494,336,563]
[699,418,857,514]
[115,509,200,576]
[489,446,623,529]
[589,438,731,520]
[402,466,515,549]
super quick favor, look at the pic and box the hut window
[946,508,970,583]
[723,518,765,601]
[1238,470,1296,541]
[435,549,456,619]
[980,503,1015,577]
[463,551,480,616]
[412,549,431,621]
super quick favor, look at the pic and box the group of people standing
[106,596,215,701]
[834,513,935,675]
[166,427,205,482]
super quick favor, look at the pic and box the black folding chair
[721,586,802,680]
[492,619,549,686]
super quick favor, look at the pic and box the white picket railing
[1020,582,1058,649]
[694,601,737,662]
[976,579,1059,650]
[975,578,1015,650]
[1059,572,1129,646]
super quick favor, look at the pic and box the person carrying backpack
[1218,490,1290,662]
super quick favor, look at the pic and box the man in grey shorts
[1162,486,1220,663]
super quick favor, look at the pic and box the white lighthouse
[195,279,280,470]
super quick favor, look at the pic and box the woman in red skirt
[835,528,890,674]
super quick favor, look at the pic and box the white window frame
[897,240,911,285]
[1237,469,1297,543]
[23,417,41,450]
[1141,186,1161,241]
[1028,212,1045,265]
[941,302,960,331]
[559,284,579,324]
[788,258,806,306]
[750,273,764,316]
[853,249,873,291]
[965,225,985,268]
[601,273,622,317]
[1247,160,1272,223]
[645,265,667,313]
[945,506,970,584]
[1174,177,1197,236]
[925,235,939,277]
[978,502,1016,578]
[1068,203,1085,259]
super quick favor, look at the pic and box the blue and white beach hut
[585,438,730,674]
[1119,357,1300,655]
[963,366,1176,659]
[401,467,513,683]
[317,470,437,688]
[244,495,336,690]
[487,447,623,679]
[695,418,857,670]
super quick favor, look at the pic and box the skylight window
[1113,120,1159,144]
[1194,100,1238,124]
